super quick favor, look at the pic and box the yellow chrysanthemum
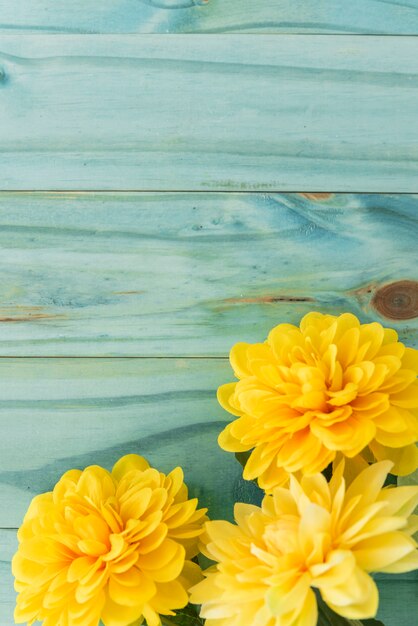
[190,461,418,626]
[218,312,418,492]
[13,454,207,626]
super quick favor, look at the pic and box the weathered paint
[1,36,418,190]
[0,9,417,626]
[0,357,254,528]
[1,0,418,34]
[0,192,416,356]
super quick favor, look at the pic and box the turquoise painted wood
[0,357,257,528]
[2,36,418,190]
[0,9,417,626]
[0,192,416,356]
[1,0,418,34]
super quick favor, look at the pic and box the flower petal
[322,568,378,619]
[112,455,150,482]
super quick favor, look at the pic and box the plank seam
[0,356,230,360]
[0,190,417,195]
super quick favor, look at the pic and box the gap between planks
[0,356,228,359]
[0,190,417,195]
[2,34,418,38]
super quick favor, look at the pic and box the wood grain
[0,192,416,356]
[0,560,16,626]
[0,357,263,528]
[2,36,418,190]
[1,0,418,34]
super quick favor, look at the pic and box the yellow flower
[190,461,418,626]
[218,312,418,492]
[13,454,207,626]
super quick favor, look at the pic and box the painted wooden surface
[0,357,255,528]
[1,0,418,34]
[0,192,416,356]
[2,36,418,191]
[1,7,417,626]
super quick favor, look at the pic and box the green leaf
[158,599,386,626]
[398,468,418,518]
[160,604,204,626]
[234,450,251,470]
[398,470,418,515]
[397,468,418,487]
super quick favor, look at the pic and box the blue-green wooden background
[0,3,417,625]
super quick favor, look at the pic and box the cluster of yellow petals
[218,312,418,492]
[190,461,418,626]
[13,455,207,626]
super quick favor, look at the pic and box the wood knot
[371,280,418,320]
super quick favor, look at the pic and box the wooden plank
[0,192,416,356]
[0,560,16,626]
[1,0,418,34]
[0,357,263,528]
[1,36,418,191]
